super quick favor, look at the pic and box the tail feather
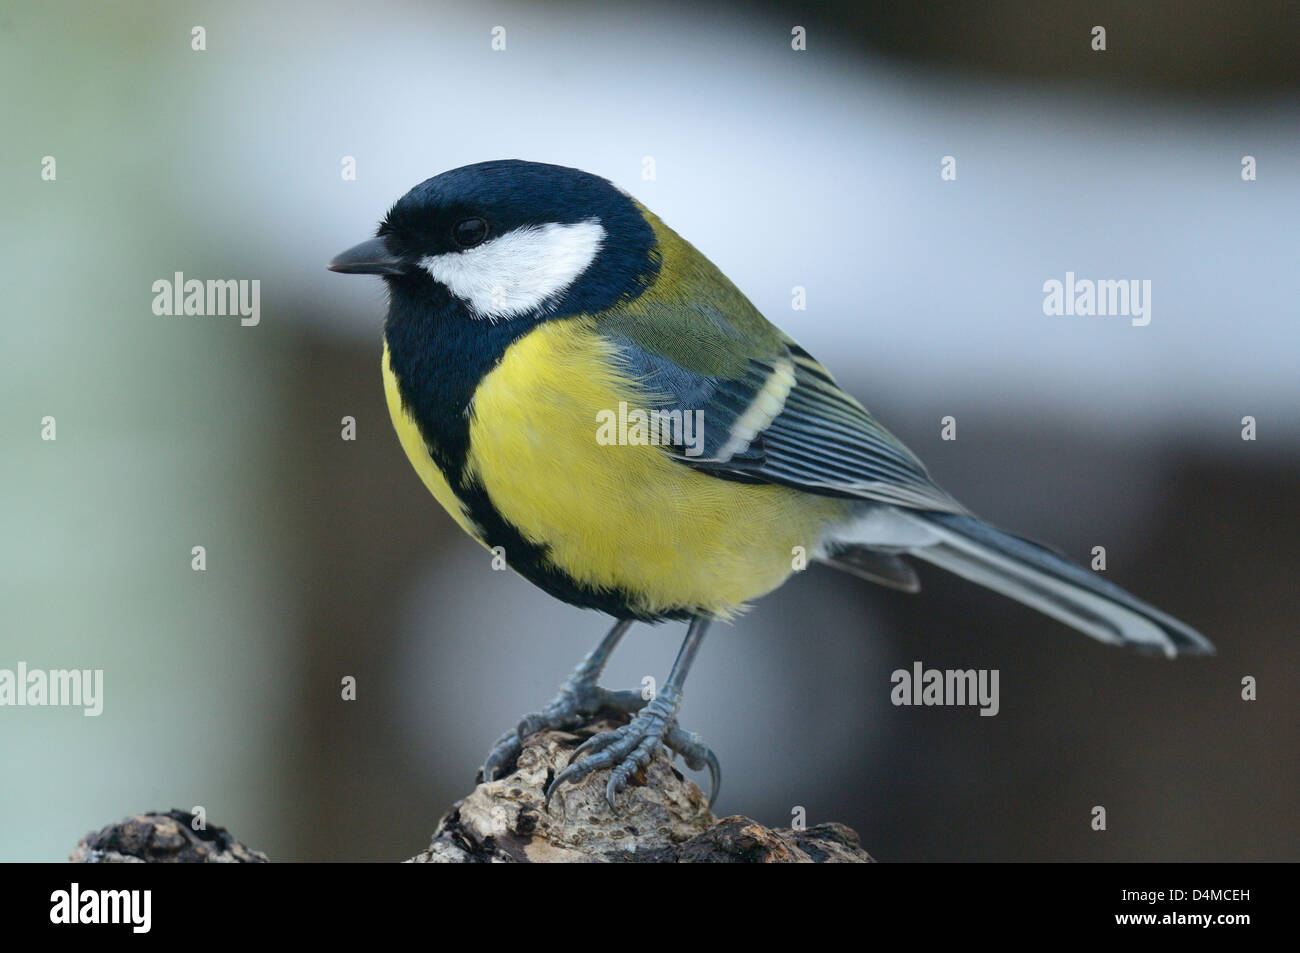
[906,512,1213,657]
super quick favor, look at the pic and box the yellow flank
[464,318,852,618]
[382,343,484,545]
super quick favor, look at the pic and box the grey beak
[328,236,407,275]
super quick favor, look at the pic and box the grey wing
[606,334,967,515]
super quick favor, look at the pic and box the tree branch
[71,717,872,864]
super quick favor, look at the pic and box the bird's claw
[544,692,720,810]
[664,723,721,807]
[480,682,644,783]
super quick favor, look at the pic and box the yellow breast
[461,318,849,618]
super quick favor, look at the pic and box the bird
[329,159,1212,810]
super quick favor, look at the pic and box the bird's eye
[453,217,489,249]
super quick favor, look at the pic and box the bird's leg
[546,616,720,809]
[481,619,642,782]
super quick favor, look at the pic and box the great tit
[329,159,1212,809]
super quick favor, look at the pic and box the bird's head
[329,160,658,322]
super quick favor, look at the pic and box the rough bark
[71,718,872,863]
[70,810,268,863]
[412,718,872,862]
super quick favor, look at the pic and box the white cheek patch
[418,219,605,320]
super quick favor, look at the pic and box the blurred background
[2,0,1297,861]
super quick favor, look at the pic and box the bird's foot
[545,686,720,810]
[481,681,645,783]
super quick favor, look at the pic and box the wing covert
[604,333,965,514]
